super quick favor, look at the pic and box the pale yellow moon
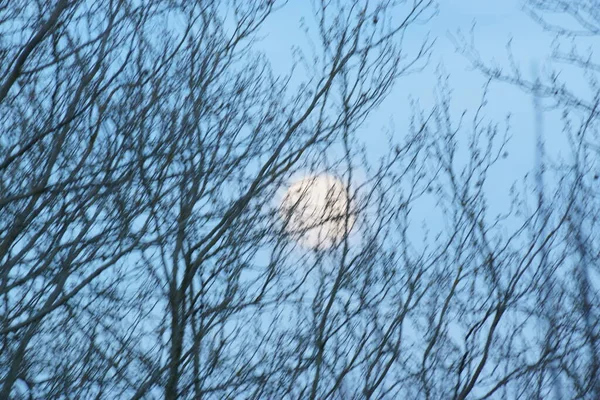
[280,174,355,249]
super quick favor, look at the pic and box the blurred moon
[280,174,355,249]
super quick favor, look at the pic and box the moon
[280,174,355,249]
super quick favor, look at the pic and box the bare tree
[10,0,597,398]
[0,0,439,398]
[450,1,600,398]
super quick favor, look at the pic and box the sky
[254,0,574,245]
[6,2,597,397]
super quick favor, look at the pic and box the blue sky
[254,0,573,243]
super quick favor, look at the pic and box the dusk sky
[257,0,574,242]
[4,1,599,398]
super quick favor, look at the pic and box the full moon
[280,174,355,249]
